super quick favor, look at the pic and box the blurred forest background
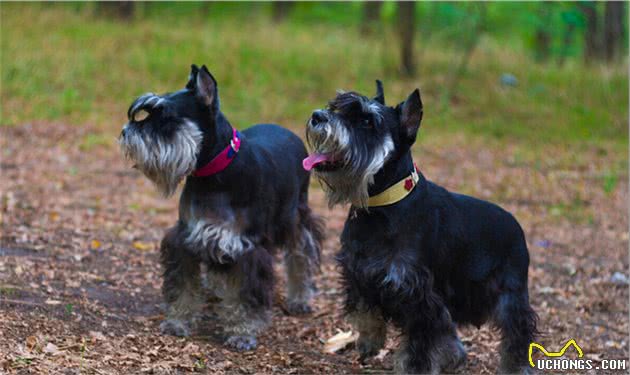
[1,1,627,150]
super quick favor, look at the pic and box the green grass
[0,285,18,297]
[1,3,628,164]
[603,171,619,195]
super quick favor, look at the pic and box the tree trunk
[579,2,601,62]
[361,1,383,35]
[272,2,293,23]
[558,21,576,66]
[604,1,624,61]
[397,2,416,77]
[96,1,135,20]
[534,4,552,62]
[534,31,551,62]
[444,3,486,104]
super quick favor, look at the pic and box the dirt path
[1,123,627,374]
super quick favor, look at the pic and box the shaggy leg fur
[396,290,463,374]
[211,247,274,351]
[159,226,203,337]
[431,334,467,374]
[495,291,537,374]
[395,334,466,374]
[348,303,387,362]
[285,245,315,314]
[285,200,323,314]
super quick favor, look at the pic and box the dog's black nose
[311,110,326,126]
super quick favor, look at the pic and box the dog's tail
[297,200,325,270]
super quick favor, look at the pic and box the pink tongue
[303,153,330,171]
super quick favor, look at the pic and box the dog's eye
[133,109,150,122]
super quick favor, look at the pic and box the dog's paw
[439,337,467,373]
[357,338,384,363]
[159,319,191,337]
[225,335,257,351]
[286,301,313,315]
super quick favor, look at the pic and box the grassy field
[2,3,628,158]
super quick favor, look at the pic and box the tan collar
[365,167,419,207]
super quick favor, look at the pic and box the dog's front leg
[213,246,274,351]
[159,225,203,337]
[396,293,466,375]
[348,302,387,362]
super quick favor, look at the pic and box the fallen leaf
[90,239,101,250]
[43,343,59,354]
[90,331,106,341]
[132,241,152,251]
[298,326,317,338]
[25,336,38,351]
[323,330,358,353]
[537,286,557,295]
[610,272,629,285]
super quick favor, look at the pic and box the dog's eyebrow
[127,93,166,120]
[328,92,364,111]
[329,92,382,122]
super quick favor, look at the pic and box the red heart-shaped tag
[404,179,414,191]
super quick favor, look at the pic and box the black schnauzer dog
[304,82,537,373]
[119,65,323,350]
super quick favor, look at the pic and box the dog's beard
[307,121,394,208]
[119,120,203,197]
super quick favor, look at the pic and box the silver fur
[160,255,203,337]
[207,268,271,342]
[119,119,202,197]
[185,219,254,264]
[307,116,394,207]
[348,303,387,359]
[335,90,383,119]
[285,228,318,312]
[394,337,411,374]
[366,102,383,119]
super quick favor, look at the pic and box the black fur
[120,65,323,350]
[306,82,537,373]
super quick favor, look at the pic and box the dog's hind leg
[214,246,274,351]
[495,290,537,374]
[284,193,324,315]
[159,224,203,337]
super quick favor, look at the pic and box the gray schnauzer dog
[304,82,537,373]
[119,65,323,350]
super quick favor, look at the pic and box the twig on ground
[0,298,45,307]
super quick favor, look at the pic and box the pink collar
[192,128,241,177]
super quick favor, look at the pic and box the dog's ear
[186,64,200,90]
[195,65,219,110]
[399,89,423,143]
[373,79,385,105]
